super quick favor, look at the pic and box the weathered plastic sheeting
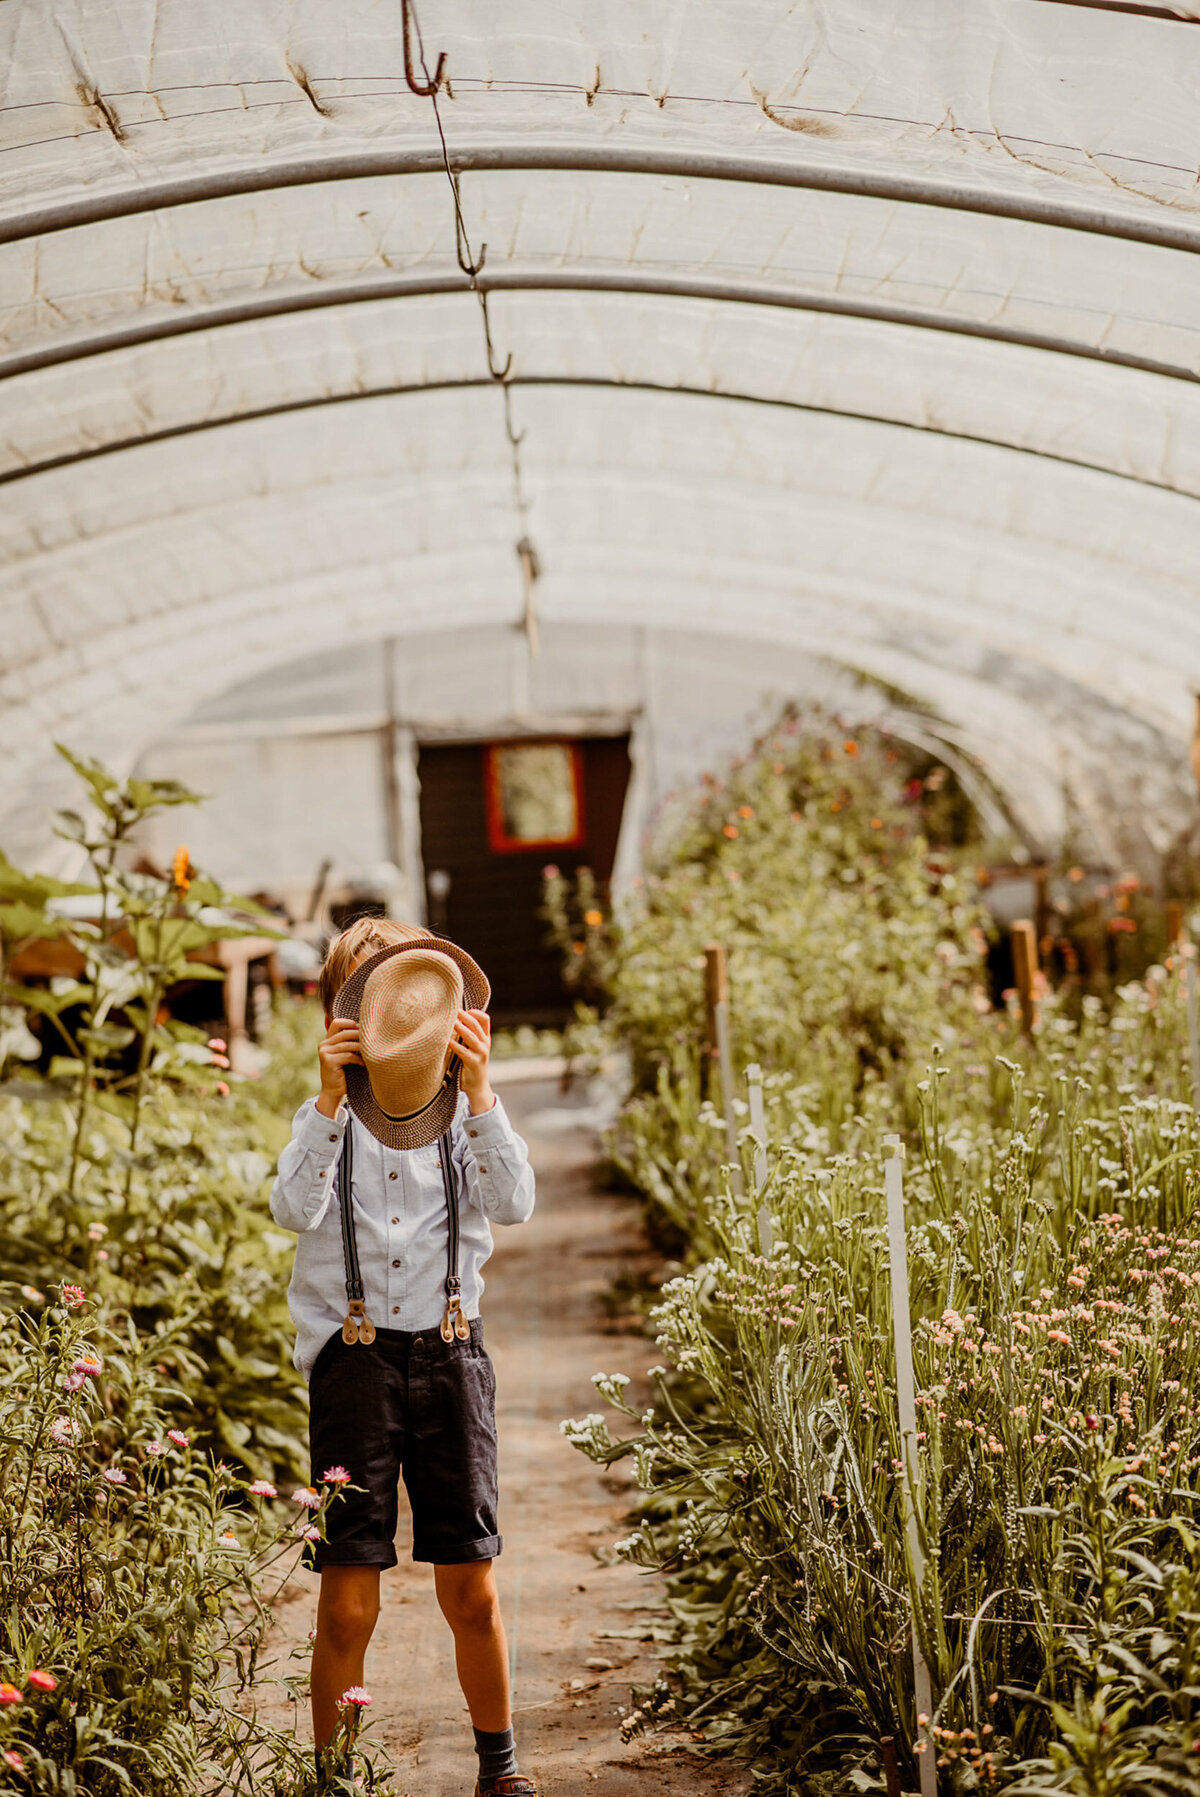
[2,0,1200,864]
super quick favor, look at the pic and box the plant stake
[883,1132,936,1797]
[746,1062,773,1252]
[705,943,743,1193]
[1187,948,1200,1110]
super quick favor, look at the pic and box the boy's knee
[437,1567,500,1635]
[320,1574,380,1650]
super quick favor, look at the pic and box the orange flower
[584,908,603,927]
[723,824,739,839]
[571,941,586,956]
[870,817,883,830]
[843,740,859,756]
[172,845,192,894]
[737,805,755,820]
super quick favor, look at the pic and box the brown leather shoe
[474,1778,538,1797]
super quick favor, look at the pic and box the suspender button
[388,1171,398,1180]
[392,1259,401,1268]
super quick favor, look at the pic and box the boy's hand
[316,1018,362,1118]
[452,1009,494,1115]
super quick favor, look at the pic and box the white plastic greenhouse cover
[3,0,1200,864]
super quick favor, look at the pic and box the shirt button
[392,1306,400,1315]
[328,1134,337,1142]
[391,1216,400,1225]
[388,1171,398,1181]
[469,1129,478,1138]
[392,1259,401,1269]
[479,1165,488,1174]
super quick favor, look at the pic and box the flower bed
[563,719,1200,1795]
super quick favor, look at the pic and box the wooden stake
[1011,918,1038,1035]
[704,943,727,1059]
[879,1737,902,1797]
[746,1063,773,1252]
[883,1134,936,1797]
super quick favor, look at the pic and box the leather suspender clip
[439,1132,471,1342]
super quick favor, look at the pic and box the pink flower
[60,1284,86,1308]
[167,1430,189,1448]
[216,1082,230,1097]
[3,1751,23,1771]
[102,1467,127,1486]
[72,1355,102,1378]
[207,1037,227,1051]
[27,1670,55,1692]
[61,1372,84,1393]
[147,1441,163,1456]
[0,1684,21,1705]
[1047,1329,1070,1345]
[322,1466,351,1486]
[247,1480,277,1498]
[292,1488,320,1510]
[340,1687,372,1708]
[299,1524,320,1543]
[97,1250,109,1262]
[49,1415,81,1446]
[87,1222,107,1241]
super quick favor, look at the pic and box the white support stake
[883,1133,936,1797]
[713,1000,743,1194]
[746,1062,773,1253]
[1187,957,1200,1111]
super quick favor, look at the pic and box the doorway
[417,735,632,1024]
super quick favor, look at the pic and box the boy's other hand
[316,1017,362,1118]
[452,1009,494,1115]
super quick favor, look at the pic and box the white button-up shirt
[269,1092,535,1380]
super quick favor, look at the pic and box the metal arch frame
[3,370,1200,504]
[3,141,1200,257]
[5,265,1200,389]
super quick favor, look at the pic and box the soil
[263,1065,752,1797]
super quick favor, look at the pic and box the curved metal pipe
[3,264,1199,389]
[1,370,1197,503]
[2,140,1200,258]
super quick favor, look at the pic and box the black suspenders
[335,1120,469,1345]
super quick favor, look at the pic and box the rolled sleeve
[268,1099,347,1233]
[458,1098,536,1226]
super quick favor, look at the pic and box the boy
[270,917,538,1796]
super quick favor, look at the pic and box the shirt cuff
[462,1095,512,1143]
[296,1097,348,1154]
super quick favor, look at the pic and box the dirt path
[266,1064,751,1797]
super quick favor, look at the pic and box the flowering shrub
[0,1281,403,1794]
[563,719,1200,1794]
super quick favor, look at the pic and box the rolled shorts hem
[414,1532,503,1566]
[311,1540,400,1571]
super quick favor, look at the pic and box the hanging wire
[403,0,539,645]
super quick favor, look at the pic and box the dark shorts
[307,1318,501,1570]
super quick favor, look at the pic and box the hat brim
[333,937,490,1149]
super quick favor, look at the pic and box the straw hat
[333,937,490,1149]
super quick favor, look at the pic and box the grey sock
[473,1724,518,1784]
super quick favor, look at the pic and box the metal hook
[402,0,447,98]
[456,220,486,279]
[479,291,512,380]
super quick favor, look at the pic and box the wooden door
[416,735,631,1024]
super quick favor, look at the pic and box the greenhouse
[4,2,1200,1794]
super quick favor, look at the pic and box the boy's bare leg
[434,1561,511,1731]
[312,1565,382,1747]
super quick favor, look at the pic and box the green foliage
[0,1283,399,1796]
[562,717,1200,1794]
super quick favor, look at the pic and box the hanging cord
[403,0,539,641]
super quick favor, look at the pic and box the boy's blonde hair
[318,916,430,1014]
